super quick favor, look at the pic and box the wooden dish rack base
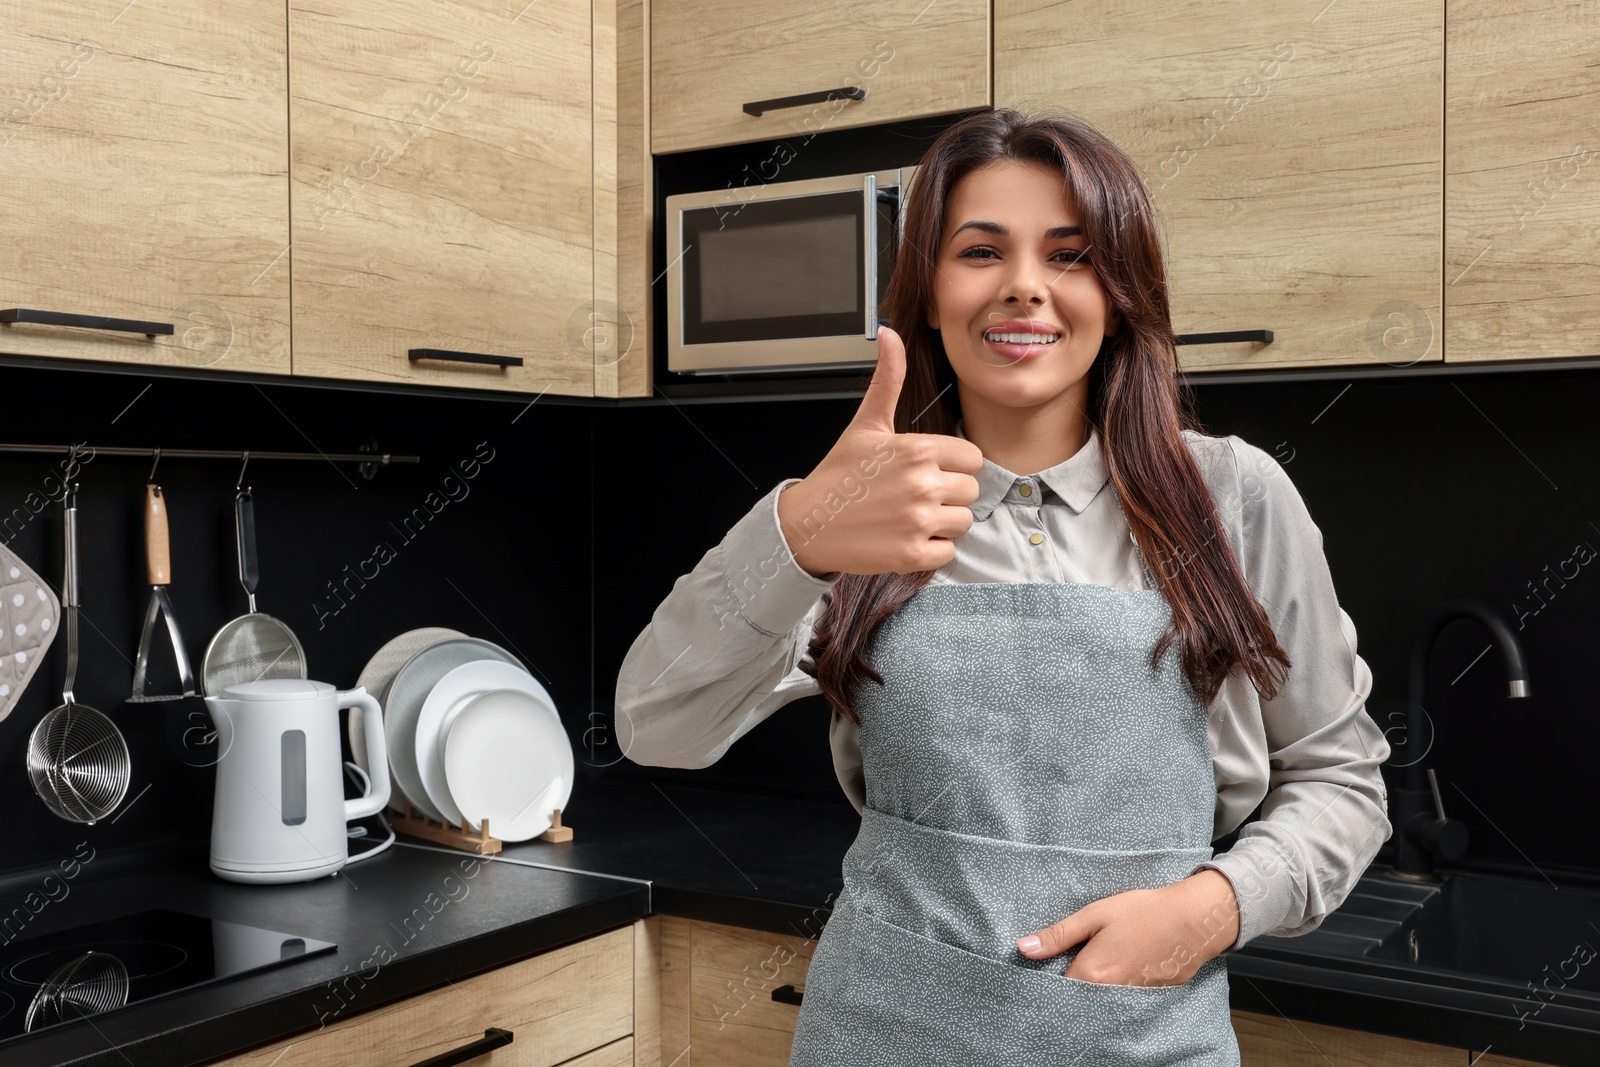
[386,800,574,855]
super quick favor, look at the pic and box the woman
[616,108,1392,1066]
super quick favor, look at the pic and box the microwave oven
[665,166,919,376]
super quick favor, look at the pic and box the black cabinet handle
[1174,330,1273,346]
[407,1027,513,1066]
[743,86,865,117]
[408,348,524,368]
[1,308,174,337]
[772,983,804,1006]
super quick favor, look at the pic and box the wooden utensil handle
[145,483,170,585]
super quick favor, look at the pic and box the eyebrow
[949,220,1082,243]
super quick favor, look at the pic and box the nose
[1002,256,1050,306]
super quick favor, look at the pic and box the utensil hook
[63,441,83,486]
[64,444,80,501]
[147,447,161,483]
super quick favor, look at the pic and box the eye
[956,246,1089,266]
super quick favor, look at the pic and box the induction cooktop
[0,908,335,1047]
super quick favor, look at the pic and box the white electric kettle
[206,679,389,884]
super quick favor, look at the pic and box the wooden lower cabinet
[1234,1010,1552,1064]
[655,916,1566,1067]
[210,922,640,1066]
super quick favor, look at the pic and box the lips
[981,320,1060,360]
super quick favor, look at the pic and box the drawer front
[213,925,633,1066]
[558,1034,633,1067]
[1235,1008,1461,1065]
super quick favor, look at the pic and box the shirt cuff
[1189,836,1301,952]
[717,477,837,637]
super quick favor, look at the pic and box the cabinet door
[1445,0,1600,362]
[288,0,594,395]
[651,0,989,154]
[996,1,1443,372]
[0,1,289,373]
[654,916,818,1067]
[211,925,634,1066]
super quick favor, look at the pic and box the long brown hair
[797,107,1291,725]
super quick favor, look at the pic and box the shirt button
[1019,483,1032,497]
[1028,533,1044,546]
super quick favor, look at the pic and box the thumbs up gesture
[777,326,984,579]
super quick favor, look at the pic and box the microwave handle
[864,175,879,339]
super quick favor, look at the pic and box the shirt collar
[955,417,1112,521]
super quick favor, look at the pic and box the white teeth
[984,331,1059,344]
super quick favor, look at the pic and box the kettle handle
[340,687,391,821]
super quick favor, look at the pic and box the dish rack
[386,799,574,855]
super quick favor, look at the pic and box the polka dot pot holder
[0,539,61,725]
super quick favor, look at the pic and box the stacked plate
[351,629,572,842]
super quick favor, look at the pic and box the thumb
[1017,909,1098,959]
[848,325,906,434]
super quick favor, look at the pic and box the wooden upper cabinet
[651,0,990,155]
[0,1,290,373]
[1445,0,1600,362]
[288,0,595,395]
[996,0,1444,372]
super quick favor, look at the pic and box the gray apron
[789,526,1240,1066]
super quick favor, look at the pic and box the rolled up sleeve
[1191,439,1393,951]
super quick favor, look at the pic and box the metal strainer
[24,951,130,1031]
[28,483,133,824]
[201,486,306,695]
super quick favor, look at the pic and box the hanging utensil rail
[0,443,420,479]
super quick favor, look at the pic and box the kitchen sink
[1241,862,1600,1008]
[1368,869,1600,999]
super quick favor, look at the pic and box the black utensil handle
[0,308,174,336]
[743,86,865,117]
[407,348,524,367]
[406,1027,513,1066]
[235,490,259,595]
[1174,330,1273,345]
[772,983,804,1006]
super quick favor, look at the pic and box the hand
[776,325,984,579]
[1015,870,1241,986]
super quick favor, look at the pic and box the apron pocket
[820,897,1237,1067]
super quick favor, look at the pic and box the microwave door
[692,190,863,338]
[668,173,899,375]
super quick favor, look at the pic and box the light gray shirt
[615,420,1393,951]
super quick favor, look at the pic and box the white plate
[383,637,522,822]
[349,627,465,777]
[444,689,573,842]
[415,660,552,827]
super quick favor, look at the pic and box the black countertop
[4,774,1597,1066]
[0,836,646,1067]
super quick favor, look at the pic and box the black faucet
[1387,597,1532,882]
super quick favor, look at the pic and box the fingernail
[1016,935,1041,953]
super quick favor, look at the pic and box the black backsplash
[3,358,1596,894]
[0,363,595,884]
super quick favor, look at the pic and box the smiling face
[928,158,1120,416]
